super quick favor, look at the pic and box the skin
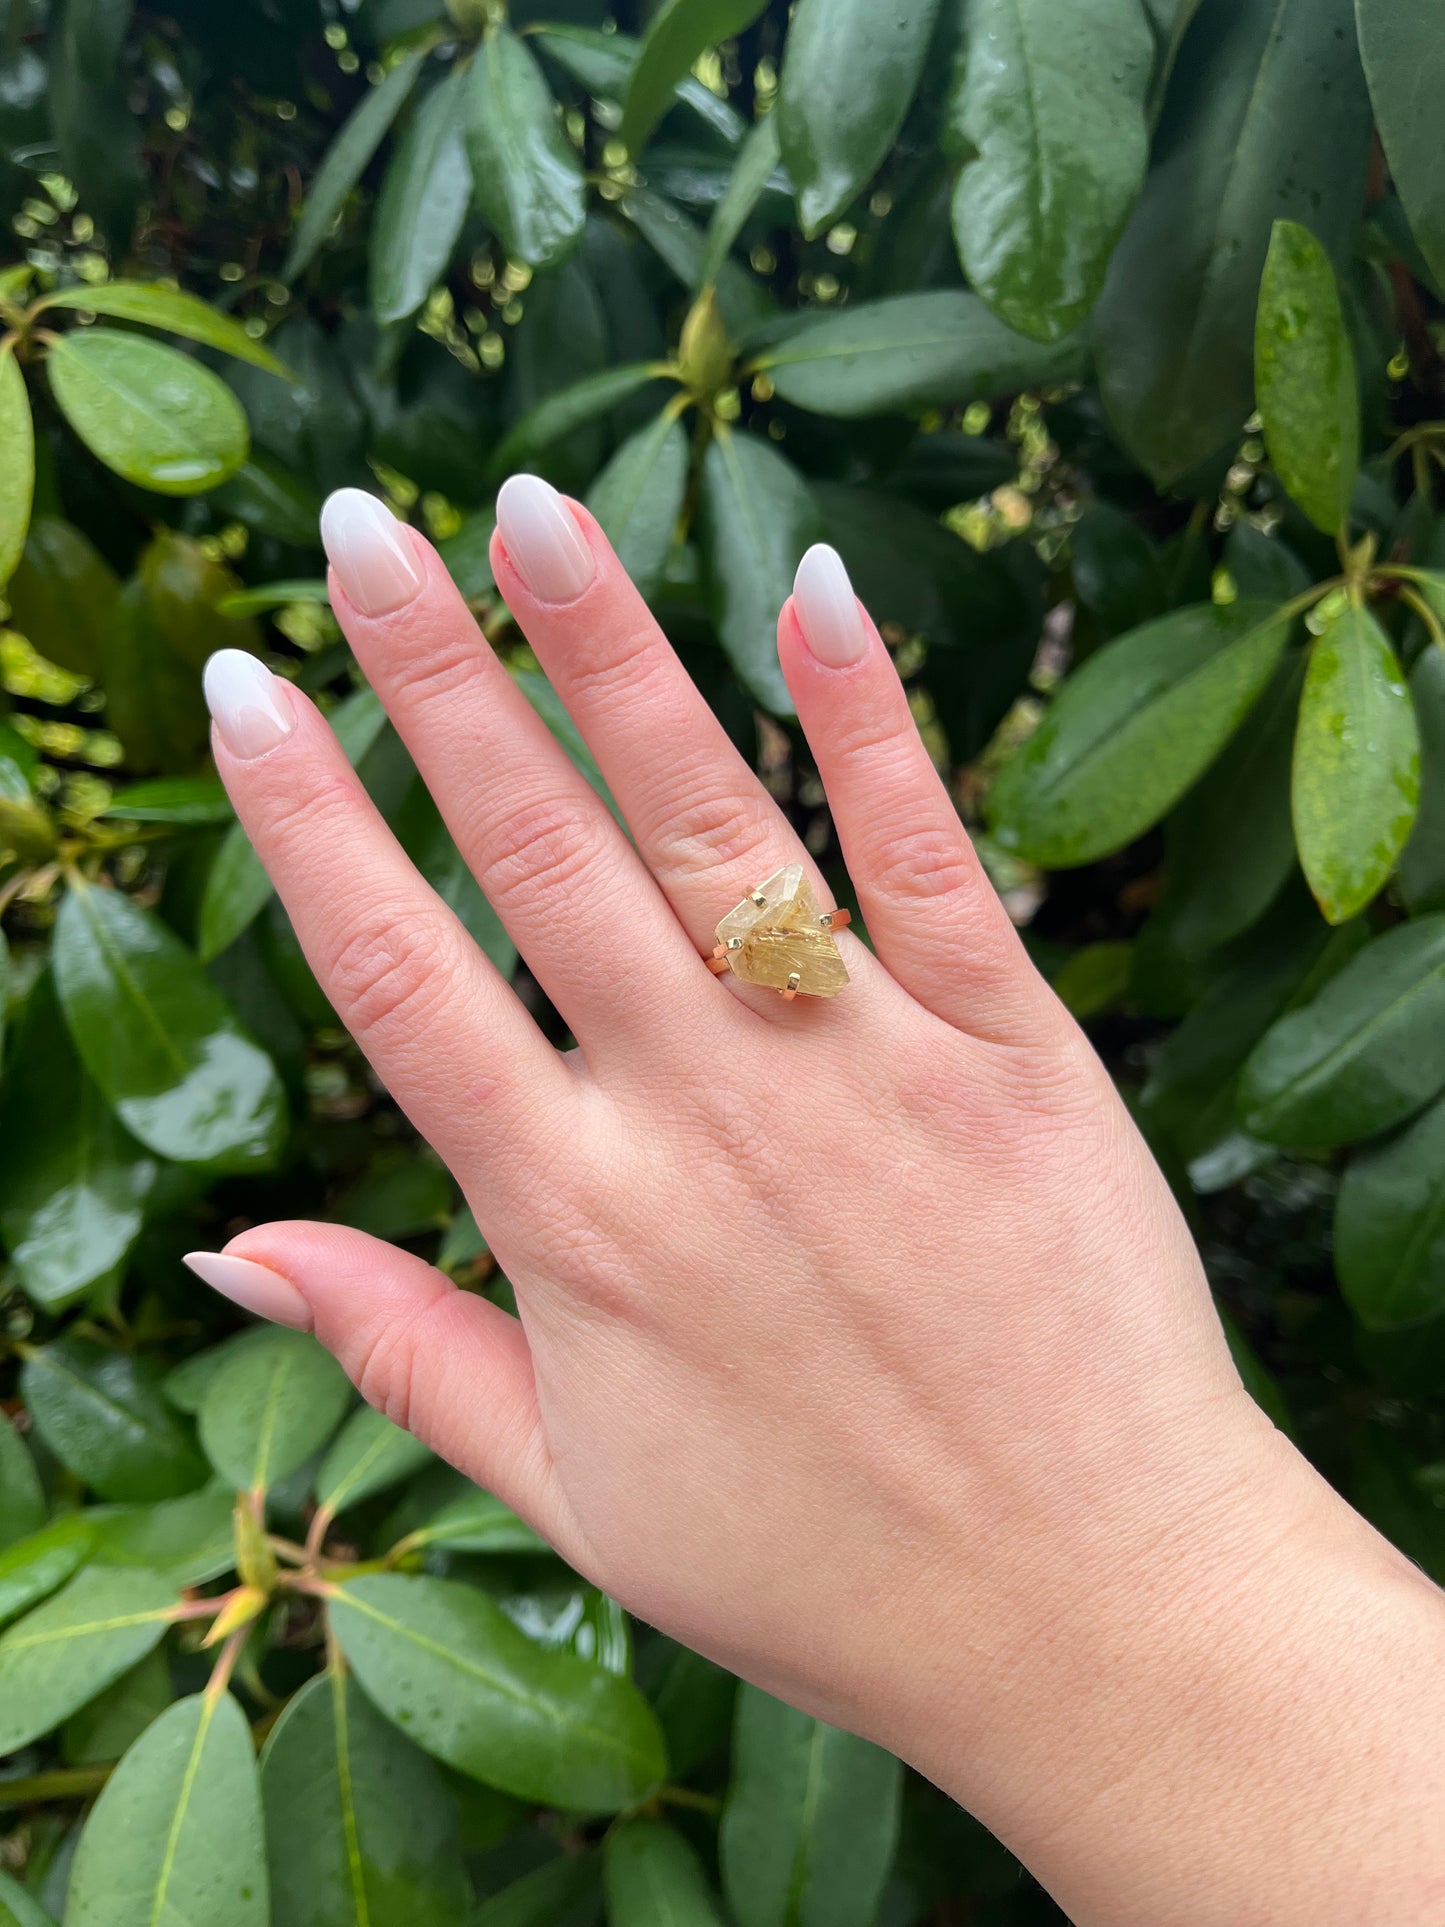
[206,501,1445,1923]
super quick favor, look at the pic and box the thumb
[183,1222,566,1553]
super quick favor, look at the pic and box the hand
[192,480,1445,1925]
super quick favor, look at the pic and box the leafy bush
[0,0,1443,1920]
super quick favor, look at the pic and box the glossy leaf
[0,343,33,588]
[163,1326,280,1416]
[622,0,769,156]
[390,779,518,978]
[0,1519,94,1632]
[1356,0,1445,292]
[86,1484,237,1588]
[0,1414,45,1551]
[0,1871,57,1927]
[105,777,233,825]
[720,1685,902,1927]
[0,970,154,1309]
[605,1819,727,1926]
[464,27,586,270]
[622,187,775,334]
[1337,1093,1445,1330]
[1094,0,1371,486]
[989,601,1293,868]
[21,1336,206,1503]
[216,578,329,618]
[699,427,824,714]
[757,291,1083,417]
[404,1488,549,1556]
[0,1567,175,1754]
[261,1668,469,1927]
[38,282,288,376]
[1292,603,1420,923]
[100,578,210,776]
[587,408,689,600]
[65,1690,267,1927]
[950,0,1153,342]
[316,1406,435,1520]
[328,1572,667,1809]
[283,49,429,280]
[1400,644,1445,914]
[700,113,783,288]
[1255,220,1359,534]
[778,0,941,237]
[471,1854,602,1927]
[488,364,664,481]
[1239,916,1445,1147]
[61,1644,173,1765]
[138,526,261,671]
[198,1327,352,1494]
[371,71,472,325]
[52,881,288,1168]
[47,329,250,494]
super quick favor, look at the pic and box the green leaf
[1400,644,1445,914]
[199,685,387,960]
[1254,220,1359,535]
[0,970,154,1308]
[52,881,288,1168]
[699,427,824,715]
[328,1572,667,1810]
[605,1818,727,1925]
[38,282,289,376]
[949,0,1154,342]
[0,342,33,588]
[163,1326,281,1415]
[720,1686,902,1927]
[471,1853,601,1927]
[1337,1092,1445,1330]
[1292,602,1420,923]
[0,1414,46,1551]
[139,526,261,671]
[514,669,624,824]
[316,1406,435,1520]
[778,0,941,237]
[284,49,429,280]
[438,510,496,600]
[391,778,517,978]
[1239,915,1445,1147]
[21,1336,207,1503]
[0,1519,94,1632]
[0,1567,175,1754]
[988,601,1293,868]
[261,1668,469,1927]
[464,27,586,270]
[0,1870,57,1927]
[62,1645,173,1765]
[488,364,664,481]
[586,408,689,600]
[371,71,472,325]
[1094,0,1371,487]
[198,1327,352,1494]
[621,187,774,335]
[1356,0,1445,292]
[216,579,329,619]
[700,113,782,288]
[65,1691,267,1927]
[757,291,1083,417]
[86,1483,237,1587]
[1070,502,1168,642]
[100,579,209,777]
[621,0,769,157]
[404,1488,549,1556]
[46,329,250,495]
[105,777,233,825]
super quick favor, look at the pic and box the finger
[182,1226,574,1557]
[778,545,1058,1042]
[319,490,699,1049]
[489,476,835,966]
[203,650,577,1183]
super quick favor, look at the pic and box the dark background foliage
[0,0,1443,1921]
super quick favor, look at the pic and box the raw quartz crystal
[715,863,849,997]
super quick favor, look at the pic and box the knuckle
[561,614,665,709]
[476,797,610,913]
[394,622,489,712]
[325,908,456,1042]
[863,824,983,910]
[257,769,360,855]
[645,781,780,885]
[345,1289,449,1433]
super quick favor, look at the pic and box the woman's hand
[191,481,1445,1925]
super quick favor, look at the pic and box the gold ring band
[707,864,851,1000]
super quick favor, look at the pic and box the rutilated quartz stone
[715,864,849,997]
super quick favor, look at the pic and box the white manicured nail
[496,474,595,602]
[183,1252,312,1330]
[202,651,295,760]
[320,488,424,616]
[793,544,867,667]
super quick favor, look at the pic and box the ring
[707,864,851,1000]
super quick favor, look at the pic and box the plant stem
[0,1764,114,1809]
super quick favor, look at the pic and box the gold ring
[706,864,851,1001]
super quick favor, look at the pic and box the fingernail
[183,1252,313,1331]
[202,651,295,760]
[793,544,868,668]
[320,488,424,616]
[495,474,595,602]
